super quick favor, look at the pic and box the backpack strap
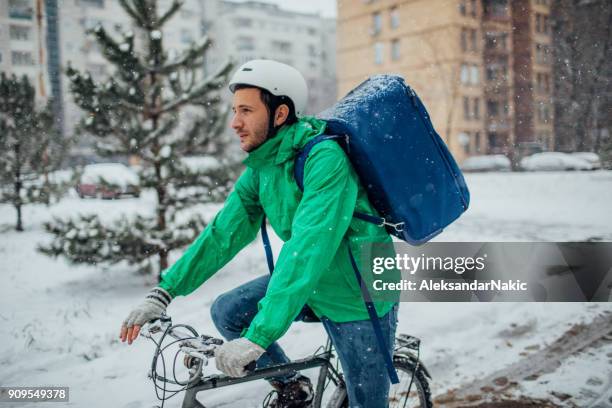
[347,245,400,384]
[294,135,406,232]
[293,134,345,191]
[264,133,399,384]
[261,217,274,274]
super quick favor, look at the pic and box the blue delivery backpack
[260,75,470,384]
[312,74,470,243]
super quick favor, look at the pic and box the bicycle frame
[143,318,430,408]
[180,336,346,408]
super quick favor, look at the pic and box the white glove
[215,337,266,377]
[121,287,172,344]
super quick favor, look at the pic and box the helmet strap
[266,107,284,140]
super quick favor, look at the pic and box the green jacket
[159,116,397,349]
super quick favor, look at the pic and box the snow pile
[461,154,511,172]
[521,152,593,171]
[80,163,140,187]
[180,156,221,173]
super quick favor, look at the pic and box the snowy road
[0,171,611,407]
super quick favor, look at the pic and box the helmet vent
[242,68,253,71]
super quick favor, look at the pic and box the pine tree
[39,0,237,279]
[0,73,69,231]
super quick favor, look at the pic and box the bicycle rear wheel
[388,356,433,408]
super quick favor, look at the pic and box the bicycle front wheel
[388,355,433,408]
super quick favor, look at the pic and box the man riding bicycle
[120,59,399,408]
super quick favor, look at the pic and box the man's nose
[230,113,242,130]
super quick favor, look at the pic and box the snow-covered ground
[0,171,611,407]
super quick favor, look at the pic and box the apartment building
[202,0,337,115]
[0,0,51,101]
[337,0,554,162]
[1,0,205,143]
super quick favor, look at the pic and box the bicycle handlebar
[140,317,270,379]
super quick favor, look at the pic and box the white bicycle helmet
[229,59,308,117]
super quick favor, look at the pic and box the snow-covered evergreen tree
[0,73,69,231]
[40,0,237,278]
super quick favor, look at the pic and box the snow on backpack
[303,74,471,244]
[261,74,470,384]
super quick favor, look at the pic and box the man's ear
[274,104,290,127]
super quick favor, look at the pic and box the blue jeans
[210,275,398,408]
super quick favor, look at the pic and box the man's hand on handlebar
[214,337,265,377]
[120,287,172,345]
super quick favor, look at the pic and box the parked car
[570,152,602,170]
[520,152,593,171]
[461,155,512,172]
[76,163,140,199]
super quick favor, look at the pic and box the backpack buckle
[379,219,405,233]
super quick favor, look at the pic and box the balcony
[483,0,510,21]
[9,0,33,20]
[9,8,33,20]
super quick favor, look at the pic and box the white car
[570,152,601,170]
[76,163,141,199]
[461,155,512,172]
[520,152,593,171]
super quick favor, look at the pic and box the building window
[470,65,479,85]
[180,29,193,44]
[475,131,481,152]
[473,97,480,119]
[535,13,550,34]
[470,29,478,51]
[459,132,471,153]
[236,36,255,51]
[537,102,551,123]
[391,39,400,61]
[9,25,30,40]
[463,96,470,119]
[80,0,104,7]
[483,0,509,18]
[488,132,499,148]
[460,64,470,84]
[459,0,467,16]
[390,7,399,29]
[9,0,33,19]
[487,100,499,117]
[461,29,468,52]
[486,60,507,82]
[11,51,34,65]
[463,28,478,52]
[535,13,542,33]
[470,0,477,17]
[485,31,508,50]
[271,40,292,53]
[234,18,252,27]
[374,42,384,64]
[308,44,317,57]
[372,12,382,35]
[535,43,551,65]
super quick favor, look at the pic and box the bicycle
[140,315,433,408]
